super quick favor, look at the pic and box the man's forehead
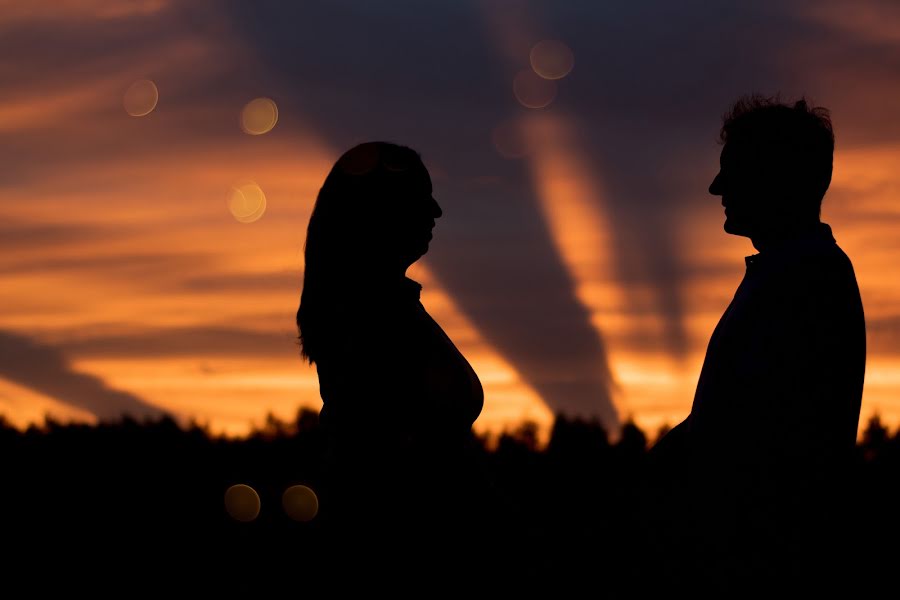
[720,141,760,163]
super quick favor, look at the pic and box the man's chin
[723,219,752,237]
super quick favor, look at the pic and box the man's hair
[719,94,834,210]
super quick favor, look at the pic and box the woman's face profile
[384,162,443,268]
[329,143,443,273]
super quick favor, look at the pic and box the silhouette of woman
[297,142,493,574]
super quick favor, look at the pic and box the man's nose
[709,172,724,196]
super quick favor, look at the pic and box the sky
[1,0,899,441]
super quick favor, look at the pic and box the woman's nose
[431,197,443,219]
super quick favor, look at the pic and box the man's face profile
[709,141,777,238]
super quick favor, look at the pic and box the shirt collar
[745,222,836,268]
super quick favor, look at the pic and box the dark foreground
[2,411,898,596]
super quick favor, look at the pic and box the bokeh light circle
[224,484,260,522]
[123,79,159,117]
[530,40,575,80]
[513,70,557,109]
[241,97,279,135]
[491,118,530,159]
[282,484,319,522]
[227,181,267,224]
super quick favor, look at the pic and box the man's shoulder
[755,238,861,317]
[768,228,857,280]
[778,242,864,322]
[806,242,859,283]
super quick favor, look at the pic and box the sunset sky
[2,0,899,442]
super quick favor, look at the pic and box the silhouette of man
[649,95,866,591]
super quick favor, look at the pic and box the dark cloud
[0,329,167,421]
[57,326,300,358]
[867,316,900,355]
[0,1,233,88]
[0,252,214,277]
[426,175,619,427]
[541,1,817,361]
[780,0,900,145]
[0,220,117,249]
[0,1,263,189]
[178,270,302,293]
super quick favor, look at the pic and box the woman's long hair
[297,141,423,364]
